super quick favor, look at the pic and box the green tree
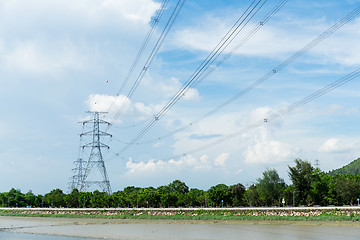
[44,189,65,207]
[78,192,92,208]
[7,189,25,207]
[157,185,176,207]
[90,190,110,208]
[283,185,295,206]
[288,159,314,206]
[24,191,36,207]
[65,188,80,208]
[333,175,360,205]
[157,181,189,207]
[123,186,141,207]
[229,183,246,206]
[138,187,160,207]
[310,171,333,206]
[256,169,286,206]
[168,180,189,194]
[111,191,127,208]
[244,185,259,206]
[0,192,7,207]
[185,188,206,207]
[160,192,178,207]
[207,184,231,207]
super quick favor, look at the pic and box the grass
[1,209,360,222]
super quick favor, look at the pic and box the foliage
[2,158,360,208]
[329,158,360,175]
[229,183,246,206]
[44,189,65,207]
[2,208,360,222]
[207,184,231,207]
[256,169,286,206]
[288,159,314,206]
[332,175,360,205]
[244,185,258,206]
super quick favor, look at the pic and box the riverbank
[1,206,360,222]
[1,216,360,240]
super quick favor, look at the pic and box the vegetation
[1,159,360,208]
[329,158,360,175]
[1,208,360,222]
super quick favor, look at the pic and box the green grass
[1,210,360,222]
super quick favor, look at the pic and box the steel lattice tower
[70,111,112,194]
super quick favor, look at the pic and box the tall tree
[310,170,332,206]
[168,180,189,194]
[44,189,65,207]
[24,191,36,207]
[229,183,246,206]
[244,185,259,206]
[207,184,231,207]
[333,175,360,205]
[288,159,314,206]
[6,189,25,207]
[256,169,286,206]
[184,188,206,207]
[65,188,79,208]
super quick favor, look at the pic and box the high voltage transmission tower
[315,159,320,170]
[70,111,112,194]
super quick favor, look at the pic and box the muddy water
[1,217,360,240]
[0,232,84,239]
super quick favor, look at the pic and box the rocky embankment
[1,206,360,219]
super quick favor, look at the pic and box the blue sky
[1,0,360,194]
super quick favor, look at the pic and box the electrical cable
[107,0,170,114]
[164,67,360,160]
[136,2,360,144]
[116,0,267,154]
[112,0,186,121]
[138,0,289,144]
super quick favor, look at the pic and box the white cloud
[0,0,161,75]
[172,14,360,66]
[173,15,230,52]
[86,94,160,122]
[244,127,299,164]
[100,0,161,23]
[183,88,200,101]
[4,39,87,74]
[312,18,360,66]
[172,16,310,58]
[157,77,200,101]
[214,153,229,167]
[169,106,279,162]
[318,138,354,153]
[0,0,160,26]
[125,154,212,175]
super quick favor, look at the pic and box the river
[1,217,360,239]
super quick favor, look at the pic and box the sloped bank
[1,207,360,221]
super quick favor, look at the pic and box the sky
[1,0,360,194]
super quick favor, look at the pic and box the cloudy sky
[1,0,360,194]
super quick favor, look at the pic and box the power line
[107,0,170,114]
[116,0,268,154]
[138,0,289,144]
[164,67,360,160]
[112,0,186,121]
[136,2,360,144]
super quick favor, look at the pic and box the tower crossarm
[80,130,112,137]
[81,142,110,149]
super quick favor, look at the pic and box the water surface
[0,232,91,240]
[1,216,360,240]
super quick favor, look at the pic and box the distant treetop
[329,158,360,176]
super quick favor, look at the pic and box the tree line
[1,159,360,208]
